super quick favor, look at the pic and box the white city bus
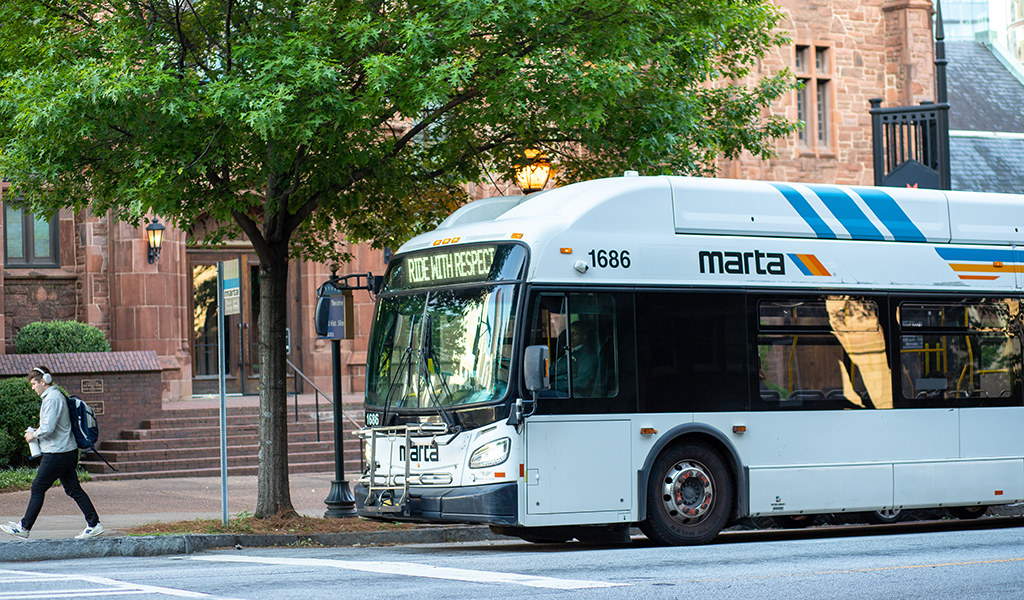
[354,174,1024,545]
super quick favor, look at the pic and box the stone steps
[81,403,364,480]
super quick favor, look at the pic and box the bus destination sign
[406,246,497,287]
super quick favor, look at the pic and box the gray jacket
[35,386,77,453]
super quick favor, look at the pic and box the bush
[0,377,40,469]
[14,320,111,353]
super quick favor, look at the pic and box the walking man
[1,366,103,539]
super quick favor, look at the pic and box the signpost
[217,259,240,525]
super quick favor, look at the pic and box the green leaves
[0,0,796,251]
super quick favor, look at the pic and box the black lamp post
[146,218,165,263]
[316,275,358,518]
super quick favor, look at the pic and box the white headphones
[33,367,52,384]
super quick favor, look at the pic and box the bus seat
[788,389,824,403]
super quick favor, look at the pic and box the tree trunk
[255,245,297,518]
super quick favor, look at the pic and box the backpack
[64,393,117,472]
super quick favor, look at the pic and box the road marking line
[682,556,1024,583]
[188,555,628,589]
[0,569,243,599]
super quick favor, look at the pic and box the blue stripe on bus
[807,185,885,241]
[769,183,836,239]
[934,247,1019,263]
[853,188,928,242]
[787,254,814,276]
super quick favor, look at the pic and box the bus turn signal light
[560,248,572,254]
[640,428,657,435]
[733,425,747,434]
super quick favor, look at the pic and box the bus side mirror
[524,345,550,392]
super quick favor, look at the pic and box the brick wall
[719,0,937,186]
[0,351,163,437]
[3,274,79,353]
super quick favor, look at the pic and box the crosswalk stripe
[187,555,628,590]
[0,569,242,599]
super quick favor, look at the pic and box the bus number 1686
[588,249,631,269]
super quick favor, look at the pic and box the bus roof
[398,176,1024,291]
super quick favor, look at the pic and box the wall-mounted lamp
[146,218,165,264]
[515,149,553,194]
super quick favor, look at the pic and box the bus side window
[566,294,618,399]
[897,300,1023,408]
[530,294,569,398]
[527,293,619,399]
[757,297,888,411]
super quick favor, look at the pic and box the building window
[4,204,59,268]
[794,44,833,154]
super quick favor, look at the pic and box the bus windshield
[366,284,517,410]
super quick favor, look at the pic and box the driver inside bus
[552,320,600,397]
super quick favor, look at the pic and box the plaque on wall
[91,401,105,416]
[81,379,104,394]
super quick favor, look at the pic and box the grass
[0,467,91,493]
[122,512,416,536]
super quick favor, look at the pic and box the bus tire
[948,505,987,520]
[640,441,734,546]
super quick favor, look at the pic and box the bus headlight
[469,438,510,469]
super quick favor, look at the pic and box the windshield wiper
[379,314,418,427]
[419,314,462,437]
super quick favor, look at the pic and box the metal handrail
[286,358,362,440]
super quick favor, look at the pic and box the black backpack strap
[85,445,118,472]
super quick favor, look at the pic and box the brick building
[1,0,944,404]
[721,0,939,185]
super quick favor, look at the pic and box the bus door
[522,291,637,520]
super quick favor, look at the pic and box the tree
[0,0,797,517]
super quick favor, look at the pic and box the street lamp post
[323,335,357,518]
[316,273,380,518]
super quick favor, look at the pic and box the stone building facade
[0,183,387,401]
[721,0,938,185]
[1,0,942,403]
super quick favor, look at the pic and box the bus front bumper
[355,481,518,526]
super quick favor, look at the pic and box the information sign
[222,259,240,316]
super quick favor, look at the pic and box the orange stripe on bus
[948,263,1017,273]
[798,254,831,276]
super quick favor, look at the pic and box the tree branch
[390,87,479,157]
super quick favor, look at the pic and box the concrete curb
[0,526,503,563]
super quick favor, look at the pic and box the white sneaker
[75,523,104,539]
[1,521,29,539]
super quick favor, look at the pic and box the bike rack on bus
[357,422,450,517]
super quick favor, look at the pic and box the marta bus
[352,174,1024,545]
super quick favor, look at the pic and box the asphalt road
[4,518,1024,599]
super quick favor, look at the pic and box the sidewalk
[0,472,355,540]
[0,394,498,561]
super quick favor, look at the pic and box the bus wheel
[948,505,988,520]
[864,508,905,525]
[771,514,817,529]
[640,441,733,546]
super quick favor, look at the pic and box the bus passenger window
[757,297,890,410]
[898,301,1022,407]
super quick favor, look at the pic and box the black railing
[286,358,364,472]
[869,99,950,190]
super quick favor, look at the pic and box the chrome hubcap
[661,460,714,524]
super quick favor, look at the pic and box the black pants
[22,450,99,531]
